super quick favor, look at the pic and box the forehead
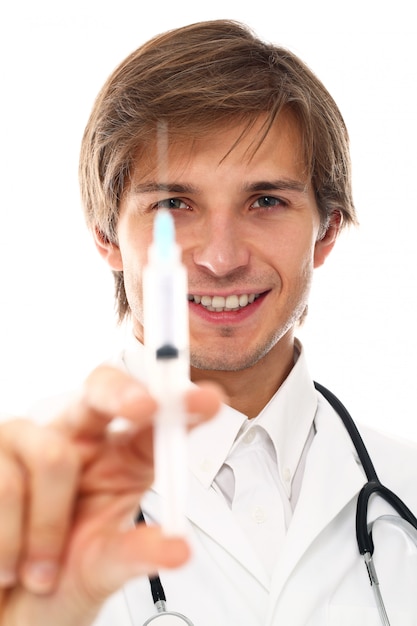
[128,111,308,185]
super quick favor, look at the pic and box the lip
[188,290,268,324]
[188,290,260,297]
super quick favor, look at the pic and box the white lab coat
[91,391,417,626]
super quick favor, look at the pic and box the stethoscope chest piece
[143,611,194,625]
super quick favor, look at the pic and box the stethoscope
[136,382,417,626]
[314,382,417,625]
[135,508,194,625]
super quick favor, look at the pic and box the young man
[1,19,417,626]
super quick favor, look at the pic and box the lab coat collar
[253,340,317,500]
[186,339,317,494]
[187,404,247,489]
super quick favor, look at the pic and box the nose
[191,214,250,277]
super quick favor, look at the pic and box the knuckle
[31,520,64,546]
[33,431,78,475]
[0,539,21,563]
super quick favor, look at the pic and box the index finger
[54,365,158,439]
[54,366,223,441]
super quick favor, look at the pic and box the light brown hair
[79,19,357,321]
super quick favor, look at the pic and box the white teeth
[226,295,239,309]
[212,295,225,308]
[189,293,259,311]
[201,295,212,307]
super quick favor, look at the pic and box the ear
[93,227,124,271]
[313,210,342,268]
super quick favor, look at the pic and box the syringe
[143,209,190,536]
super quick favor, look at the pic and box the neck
[190,335,296,418]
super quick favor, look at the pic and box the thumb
[85,524,190,600]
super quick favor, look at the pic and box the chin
[190,343,273,373]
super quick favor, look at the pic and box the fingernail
[23,560,58,593]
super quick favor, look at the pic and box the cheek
[117,216,151,274]
[121,259,146,331]
[296,247,317,286]
[116,231,149,313]
[269,229,317,276]
[121,245,147,293]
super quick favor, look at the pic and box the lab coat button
[252,506,267,523]
[283,467,291,483]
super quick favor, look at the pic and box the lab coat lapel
[188,475,271,586]
[269,397,366,596]
[145,472,270,589]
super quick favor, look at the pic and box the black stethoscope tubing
[135,510,167,607]
[313,382,417,556]
[136,382,417,619]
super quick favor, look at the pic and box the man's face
[109,113,333,374]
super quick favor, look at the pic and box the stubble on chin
[190,330,280,373]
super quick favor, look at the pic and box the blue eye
[252,196,285,208]
[156,198,187,210]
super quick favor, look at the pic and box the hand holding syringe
[143,209,190,536]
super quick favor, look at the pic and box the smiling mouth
[187,293,261,312]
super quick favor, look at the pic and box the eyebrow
[131,182,197,195]
[130,178,308,196]
[243,179,308,194]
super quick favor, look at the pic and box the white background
[1,1,416,442]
